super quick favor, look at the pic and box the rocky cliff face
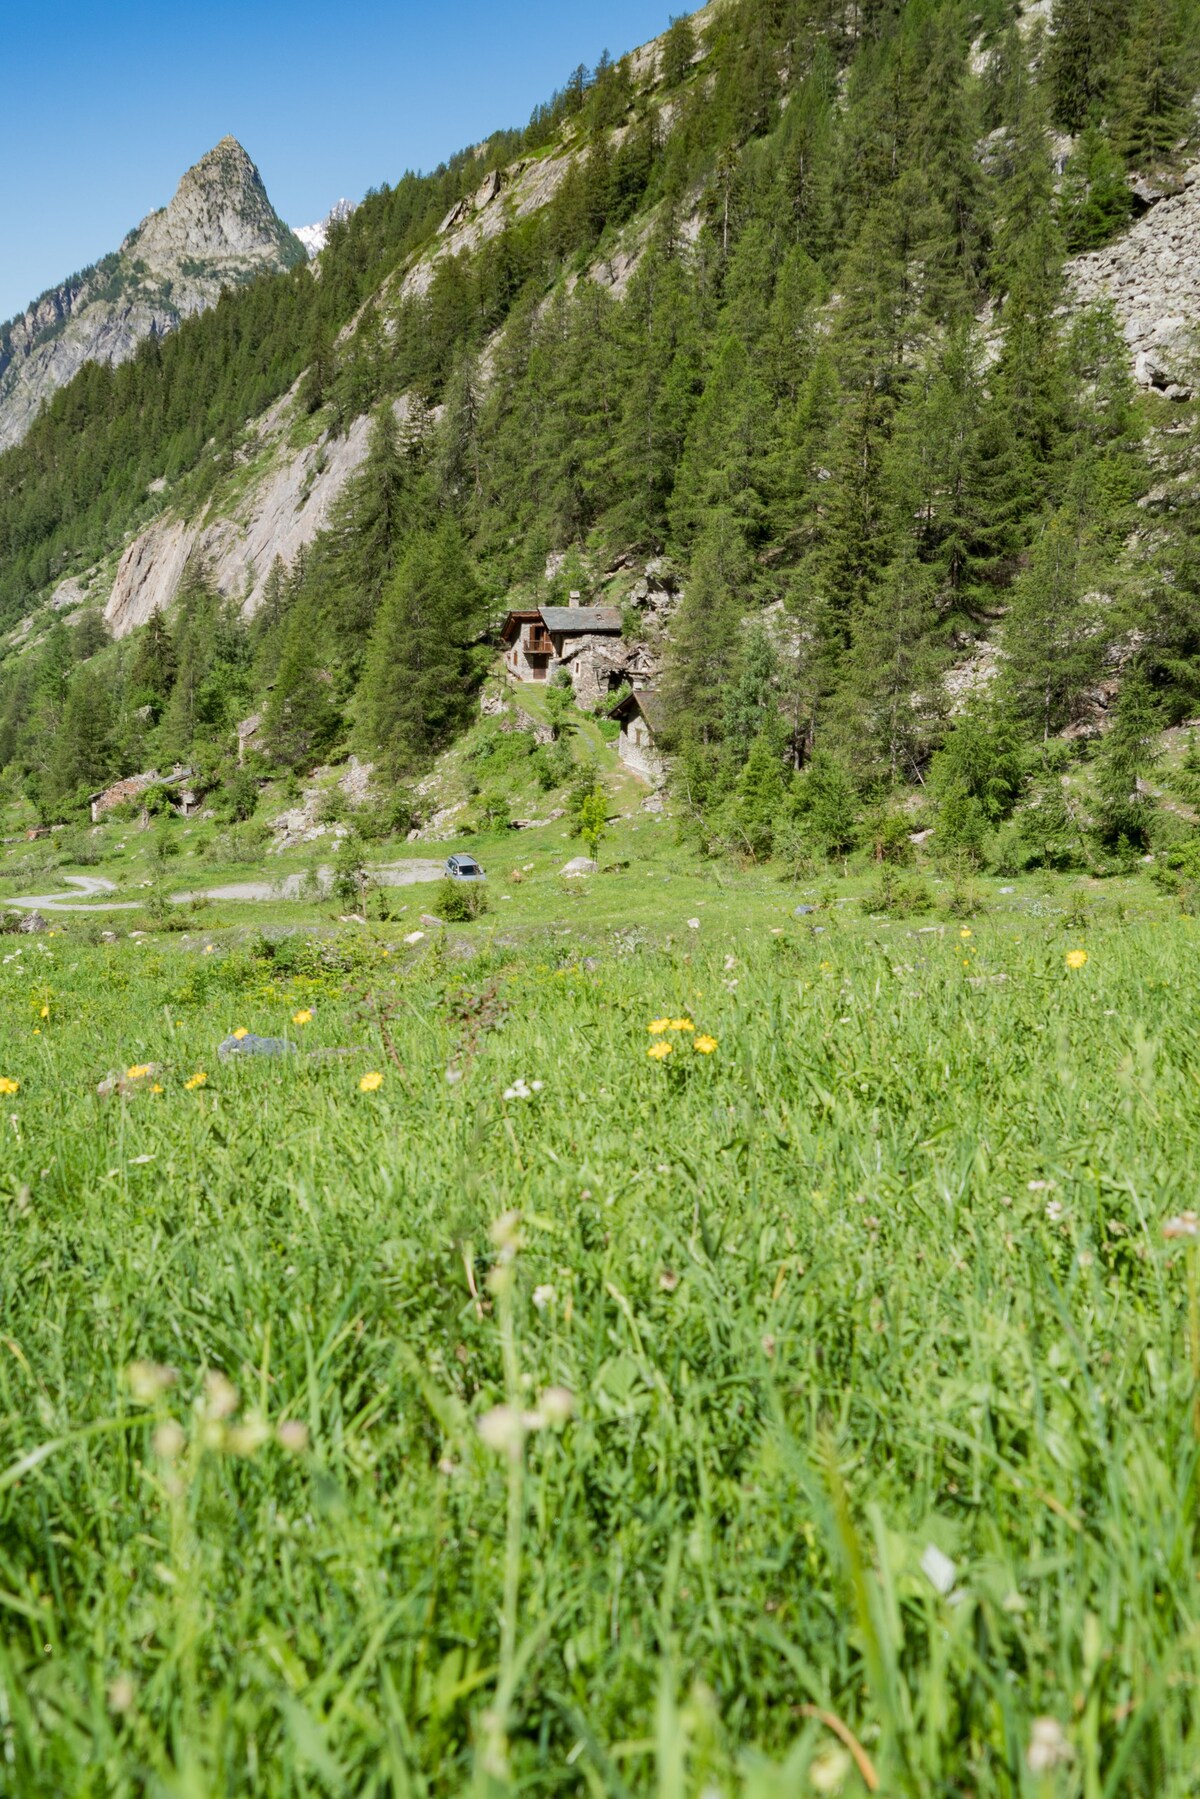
[1067,162,1200,397]
[0,138,303,453]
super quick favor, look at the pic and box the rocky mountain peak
[129,137,302,273]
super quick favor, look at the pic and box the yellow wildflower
[1065,948,1088,970]
[292,1009,313,1025]
[202,945,214,955]
[694,1035,718,1054]
[648,1018,672,1034]
[151,1084,164,1095]
[232,1027,249,1041]
[0,1076,18,1095]
[126,1064,152,1080]
[668,1018,694,1032]
[960,927,972,940]
[359,1071,384,1092]
[184,1071,207,1091]
[647,1041,673,1060]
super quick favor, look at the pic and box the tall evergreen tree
[358,520,483,773]
[1092,664,1160,845]
[261,596,341,772]
[127,612,178,718]
[1004,510,1100,737]
[46,666,117,808]
[662,509,753,739]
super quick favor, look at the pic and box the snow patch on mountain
[293,198,356,259]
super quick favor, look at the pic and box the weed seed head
[126,1360,177,1405]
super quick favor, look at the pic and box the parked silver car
[444,854,486,881]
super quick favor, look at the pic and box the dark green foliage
[356,788,416,841]
[261,597,341,772]
[794,750,859,858]
[929,699,1026,822]
[219,767,261,823]
[128,611,178,717]
[358,520,483,774]
[433,875,490,920]
[1059,127,1134,250]
[1092,665,1160,846]
[45,666,116,812]
[661,14,698,88]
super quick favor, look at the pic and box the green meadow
[2,857,1200,1796]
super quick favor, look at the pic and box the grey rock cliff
[1067,163,1200,397]
[0,138,303,452]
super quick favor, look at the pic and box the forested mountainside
[1,0,1199,859]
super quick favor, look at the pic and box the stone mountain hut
[500,602,623,689]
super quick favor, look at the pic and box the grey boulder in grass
[217,1034,297,1062]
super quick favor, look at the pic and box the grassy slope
[2,799,1200,1790]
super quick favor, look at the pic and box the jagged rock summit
[131,136,301,272]
[0,137,303,453]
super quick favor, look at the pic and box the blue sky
[0,0,676,323]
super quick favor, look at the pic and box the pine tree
[47,667,116,807]
[610,237,705,548]
[723,622,781,765]
[728,733,787,859]
[1059,127,1134,250]
[358,520,483,773]
[1049,0,1130,131]
[319,401,421,673]
[1092,664,1160,846]
[661,14,698,87]
[1005,510,1101,737]
[832,547,944,785]
[127,611,178,717]
[261,596,341,771]
[1113,0,1194,165]
[669,334,774,547]
[662,509,753,740]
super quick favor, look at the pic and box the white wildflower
[1027,1718,1072,1774]
[476,1404,524,1459]
[920,1543,957,1596]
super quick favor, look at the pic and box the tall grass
[1,909,1198,1793]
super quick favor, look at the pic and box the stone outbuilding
[611,689,667,784]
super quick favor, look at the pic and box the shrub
[220,768,261,823]
[433,877,489,921]
[533,740,573,790]
[472,792,512,833]
[318,787,352,826]
[867,810,915,866]
[936,788,988,864]
[332,832,368,904]
[356,790,415,841]
[860,869,933,916]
